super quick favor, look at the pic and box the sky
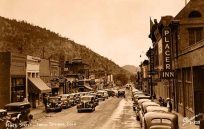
[0,0,188,67]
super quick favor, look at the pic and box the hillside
[122,65,138,74]
[0,16,130,76]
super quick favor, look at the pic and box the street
[24,90,141,129]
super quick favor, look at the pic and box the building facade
[174,0,204,118]
[0,52,26,108]
[27,56,51,108]
[148,0,204,118]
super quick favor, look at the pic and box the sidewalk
[173,111,199,129]
[30,106,46,120]
[153,99,199,129]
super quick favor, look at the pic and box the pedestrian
[43,94,48,110]
[166,98,172,112]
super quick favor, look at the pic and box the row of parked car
[0,89,125,129]
[131,88,179,129]
[45,88,125,113]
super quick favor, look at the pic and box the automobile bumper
[47,107,61,111]
[77,108,93,111]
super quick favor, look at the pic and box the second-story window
[188,27,203,46]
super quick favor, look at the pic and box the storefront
[0,52,27,108]
[27,56,51,108]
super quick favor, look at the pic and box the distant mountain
[122,65,138,74]
[0,16,130,76]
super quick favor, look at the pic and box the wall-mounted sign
[161,71,174,79]
[150,48,154,72]
[161,27,174,79]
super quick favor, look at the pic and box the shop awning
[28,78,51,93]
[84,85,93,90]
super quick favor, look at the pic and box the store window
[11,78,26,102]
[188,27,203,45]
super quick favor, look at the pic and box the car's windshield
[81,97,91,101]
[5,106,20,112]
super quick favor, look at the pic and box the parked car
[96,91,106,101]
[74,93,81,104]
[139,101,160,128]
[107,90,115,97]
[77,96,96,112]
[100,90,109,99]
[135,99,152,120]
[118,89,126,98]
[133,95,151,111]
[0,109,7,129]
[69,93,77,106]
[144,112,179,129]
[89,93,99,106]
[59,94,72,108]
[146,106,169,113]
[112,89,118,97]
[46,96,62,112]
[132,91,143,100]
[4,102,33,128]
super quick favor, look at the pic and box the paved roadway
[24,90,141,129]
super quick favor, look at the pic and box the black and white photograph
[0,0,203,129]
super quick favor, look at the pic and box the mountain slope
[122,65,137,74]
[0,16,129,76]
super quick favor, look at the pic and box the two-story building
[149,0,204,118]
[0,52,26,108]
[27,56,51,108]
[174,0,204,118]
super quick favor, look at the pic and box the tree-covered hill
[0,16,130,76]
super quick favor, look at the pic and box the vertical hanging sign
[161,27,174,78]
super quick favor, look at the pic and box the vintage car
[69,93,77,106]
[0,109,7,129]
[139,101,160,127]
[107,90,116,97]
[59,94,72,108]
[89,93,99,106]
[74,93,81,104]
[100,90,109,99]
[4,102,33,128]
[96,91,106,101]
[77,96,96,112]
[146,106,169,113]
[132,91,144,100]
[144,112,179,129]
[135,99,152,120]
[46,96,62,112]
[133,95,151,111]
[118,89,126,98]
